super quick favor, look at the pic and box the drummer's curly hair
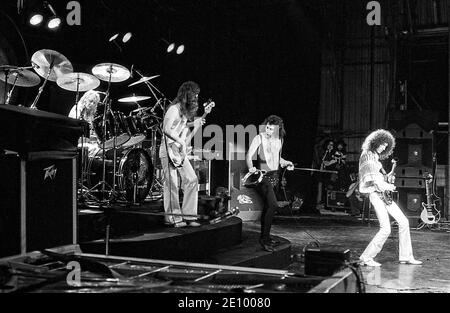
[174,81,200,119]
[361,129,396,160]
[262,115,286,139]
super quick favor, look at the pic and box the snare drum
[92,111,130,149]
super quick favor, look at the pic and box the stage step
[80,216,243,262]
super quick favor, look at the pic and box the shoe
[259,239,275,252]
[399,259,422,265]
[361,259,381,267]
[186,221,201,227]
[165,221,187,228]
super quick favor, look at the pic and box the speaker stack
[393,123,434,227]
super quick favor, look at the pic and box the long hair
[172,81,200,120]
[361,129,395,160]
[78,90,100,122]
[262,115,286,140]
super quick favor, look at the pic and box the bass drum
[87,147,153,203]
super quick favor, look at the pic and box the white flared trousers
[160,156,198,224]
[360,192,415,262]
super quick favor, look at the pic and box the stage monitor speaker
[305,247,351,277]
[228,154,263,221]
[0,153,76,258]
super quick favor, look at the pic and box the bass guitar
[420,174,440,224]
[167,100,215,167]
[378,158,397,205]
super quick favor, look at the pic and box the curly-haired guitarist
[358,129,422,266]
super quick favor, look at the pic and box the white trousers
[160,156,198,224]
[360,192,415,262]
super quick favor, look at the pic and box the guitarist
[159,81,205,227]
[358,129,422,266]
[246,115,294,252]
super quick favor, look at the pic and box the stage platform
[79,208,293,269]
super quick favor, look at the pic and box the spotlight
[167,43,175,53]
[122,32,132,43]
[44,1,61,30]
[29,13,43,26]
[176,44,185,54]
[47,16,61,29]
[109,33,119,42]
[28,1,61,30]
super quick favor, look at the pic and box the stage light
[122,32,132,43]
[43,2,61,29]
[47,16,61,29]
[109,33,119,42]
[176,44,185,54]
[29,13,43,26]
[28,1,61,30]
[167,43,175,53]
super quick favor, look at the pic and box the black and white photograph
[0,0,449,300]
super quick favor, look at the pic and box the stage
[265,212,450,293]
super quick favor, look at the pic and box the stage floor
[245,213,450,293]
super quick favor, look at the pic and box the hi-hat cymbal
[118,95,151,103]
[31,49,73,82]
[56,72,100,92]
[128,75,160,87]
[0,69,41,87]
[92,63,130,83]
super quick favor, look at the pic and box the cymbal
[56,72,100,92]
[131,106,152,113]
[0,69,41,87]
[118,95,151,103]
[91,63,130,83]
[128,75,160,87]
[31,49,73,82]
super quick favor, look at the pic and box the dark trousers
[255,179,278,242]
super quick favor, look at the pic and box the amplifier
[326,190,349,210]
[305,247,351,276]
[0,153,77,258]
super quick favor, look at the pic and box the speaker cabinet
[0,153,76,257]
[394,123,433,168]
[396,188,425,227]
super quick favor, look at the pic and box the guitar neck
[425,179,433,206]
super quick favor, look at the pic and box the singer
[246,115,294,252]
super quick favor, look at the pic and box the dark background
[0,0,323,203]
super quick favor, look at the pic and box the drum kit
[0,49,165,205]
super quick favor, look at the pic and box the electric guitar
[420,174,440,224]
[378,158,397,205]
[167,100,215,167]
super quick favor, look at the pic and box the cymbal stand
[30,60,54,109]
[4,71,18,105]
[83,97,114,202]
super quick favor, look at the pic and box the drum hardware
[0,66,40,105]
[82,98,116,202]
[30,49,73,109]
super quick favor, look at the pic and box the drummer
[245,115,294,252]
[68,89,101,149]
